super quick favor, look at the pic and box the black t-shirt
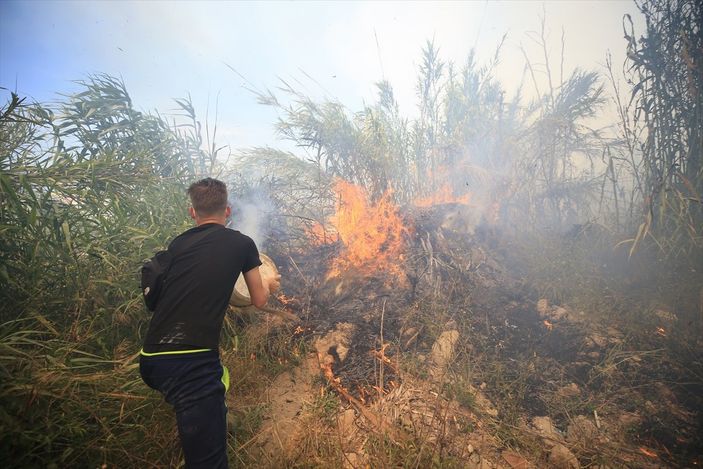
[143,223,262,352]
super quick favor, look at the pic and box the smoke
[227,188,275,250]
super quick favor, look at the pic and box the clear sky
[0,0,643,151]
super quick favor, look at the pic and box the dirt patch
[252,354,320,460]
[242,322,359,463]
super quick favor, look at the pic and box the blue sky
[1,0,642,151]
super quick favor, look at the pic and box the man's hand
[267,274,281,294]
[243,270,282,308]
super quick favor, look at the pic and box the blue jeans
[140,350,228,469]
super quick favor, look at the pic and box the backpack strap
[141,225,224,312]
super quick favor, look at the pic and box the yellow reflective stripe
[221,365,230,392]
[139,348,211,357]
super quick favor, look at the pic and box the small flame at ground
[276,293,296,305]
[639,447,658,458]
[543,320,554,331]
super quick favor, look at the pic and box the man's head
[187,177,231,224]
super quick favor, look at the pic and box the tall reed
[0,74,204,466]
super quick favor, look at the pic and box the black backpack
[141,226,219,311]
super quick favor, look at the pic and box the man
[140,177,279,468]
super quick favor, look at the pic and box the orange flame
[276,293,297,306]
[318,179,411,280]
[307,220,338,246]
[308,175,484,279]
[543,320,554,331]
[656,327,666,337]
[639,447,658,458]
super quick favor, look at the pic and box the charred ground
[229,206,703,468]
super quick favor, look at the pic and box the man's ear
[225,206,232,218]
[189,207,197,220]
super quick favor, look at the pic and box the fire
[413,183,472,207]
[639,447,658,458]
[276,293,297,306]
[543,320,554,331]
[307,220,337,245]
[316,179,412,280]
[308,175,488,280]
[656,327,666,337]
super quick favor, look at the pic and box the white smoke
[227,189,275,249]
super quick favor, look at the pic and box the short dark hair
[187,178,228,216]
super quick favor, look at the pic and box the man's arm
[243,267,268,308]
[243,267,281,308]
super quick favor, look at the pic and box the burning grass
[310,179,412,283]
[242,204,703,468]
